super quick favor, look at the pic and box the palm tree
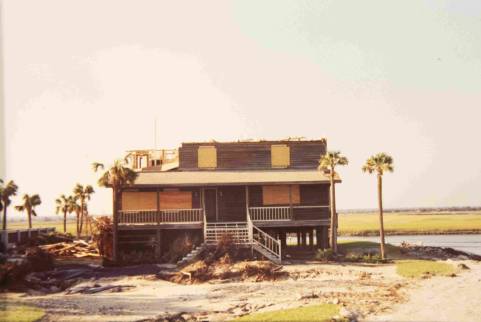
[318,151,348,254]
[15,194,41,229]
[55,194,74,233]
[73,184,95,237]
[93,160,138,261]
[0,180,19,230]
[362,153,394,260]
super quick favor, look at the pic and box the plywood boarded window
[262,185,300,205]
[159,191,192,209]
[121,192,157,211]
[198,146,217,168]
[271,144,290,168]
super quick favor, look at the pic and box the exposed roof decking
[130,170,340,187]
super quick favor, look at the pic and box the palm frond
[362,153,394,175]
[92,162,104,172]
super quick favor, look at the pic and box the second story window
[198,146,217,168]
[271,144,290,168]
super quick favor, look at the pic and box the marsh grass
[339,212,481,236]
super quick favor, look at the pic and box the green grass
[231,304,341,322]
[339,212,481,236]
[338,240,402,259]
[396,260,456,278]
[0,303,45,322]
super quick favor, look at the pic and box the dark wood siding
[300,184,330,206]
[248,185,263,207]
[293,207,330,221]
[218,186,246,222]
[179,140,326,171]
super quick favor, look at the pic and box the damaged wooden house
[117,139,339,264]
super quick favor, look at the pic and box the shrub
[315,248,335,261]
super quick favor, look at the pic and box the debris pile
[24,267,94,293]
[0,247,54,288]
[400,242,481,261]
[65,283,135,294]
[39,240,99,258]
[158,236,288,284]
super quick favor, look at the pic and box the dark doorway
[204,188,218,222]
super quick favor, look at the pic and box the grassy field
[339,212,481,236]
[6,220,81,236]
[231,304,340,322]
[396,260,456,278]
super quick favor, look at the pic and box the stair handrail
[248,210,281,261]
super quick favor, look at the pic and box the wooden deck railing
[248,205,329,222]
[118,209,203,224]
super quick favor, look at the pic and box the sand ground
[3,260,480,322]
[370,261,481,322]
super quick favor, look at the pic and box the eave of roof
[130,170,341,187]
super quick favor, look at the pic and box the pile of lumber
[39,240,99,258]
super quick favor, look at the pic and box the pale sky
[1,0,481,217]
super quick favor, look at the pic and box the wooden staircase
[177,242,206,266]
[202,214,283,264]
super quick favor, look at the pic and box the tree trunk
[329,168,337,253]
[63,210,67,233]
[2,207,7,230]
[378,174,386,259]
[79,200,84,237]
[112,189,119,262]
[28,211,32,229]
[76,211,80,238]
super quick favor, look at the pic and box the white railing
[247,211,282,262]
[1,227,56,250]
[249,206,291,221]
[249,205,329,222]
[118,209,203,224]
[205,222,250,245]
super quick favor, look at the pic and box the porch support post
[155,229,162,260]
[309,229,314,248]
[322,226,329,249]
[301,230,307,247]
[289,185,293,220]
[296,230,301,247]
[316,227,322,249]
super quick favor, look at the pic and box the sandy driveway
[370,261,481,322]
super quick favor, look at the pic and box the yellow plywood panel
[271,145,290,168]
[159,191,192,209]
[262,185,300,205]
[198,146,217,168]
[121,192,157,211]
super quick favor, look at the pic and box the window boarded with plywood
[198,146,217,168]
[271,144,290,168]
[262,185,300,205]
[121,192,157,211]
[159,191,192,209]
